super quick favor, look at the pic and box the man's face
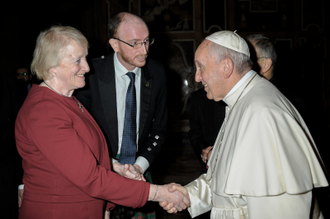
[110,19,150,71]
[194,41,224,101]
[16,68,31,83]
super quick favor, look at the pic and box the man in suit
[76,12,167,217]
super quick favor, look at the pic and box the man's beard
[120,52,148,68]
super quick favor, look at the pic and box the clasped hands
[113,162,190,213]
[157,183,190,213]
[113,162,146,181]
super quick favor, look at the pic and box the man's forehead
[118,23,149,39]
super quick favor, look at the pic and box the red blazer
[15,85,149,219]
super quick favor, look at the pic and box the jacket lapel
[139,65,152,138]
[97,54,119,154]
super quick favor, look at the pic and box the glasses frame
[112,37,154,49]
[16,72,28,76]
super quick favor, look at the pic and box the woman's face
[51,40,89,94]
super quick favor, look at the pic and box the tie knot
[127,72,135,81]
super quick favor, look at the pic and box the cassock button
[147,147,152,151]
[155,135,159,139]
[153,142,157,146]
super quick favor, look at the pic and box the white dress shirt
[113,53,149,172]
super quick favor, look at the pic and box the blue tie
[120,72,137,165]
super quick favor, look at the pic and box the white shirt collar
[223,70,254,105]
[114,52,140,77]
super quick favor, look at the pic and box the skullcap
[205,30,250,57]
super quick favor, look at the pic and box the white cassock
[186,71,328,219]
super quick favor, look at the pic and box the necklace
[43,81,84,113]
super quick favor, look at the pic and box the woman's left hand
[113,162,145,181]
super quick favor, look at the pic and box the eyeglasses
[16,72,28,76]
[257,57,268,59]
[112,38,154,49]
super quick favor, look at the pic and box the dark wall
[1,0,329,127]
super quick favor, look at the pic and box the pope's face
[194,41,224,101]
[111,19,150,71]
[52,40,89,93]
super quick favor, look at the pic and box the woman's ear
[48,67,58,78]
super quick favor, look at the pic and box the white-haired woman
[15,25,188,219]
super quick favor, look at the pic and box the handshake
[150,183,190,213]
[113,162,190,213]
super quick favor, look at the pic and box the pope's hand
[159,183,190,213]
[152,183,190,213]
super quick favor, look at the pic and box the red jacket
[15,85,149,219]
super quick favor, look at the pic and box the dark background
[1,0,329,218]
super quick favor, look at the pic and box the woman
[15,25,188,219]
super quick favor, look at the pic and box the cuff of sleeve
[112,158,118,164]
[18,184,24,190]
[135,156,149,174]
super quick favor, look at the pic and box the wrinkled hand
[157,183,190,213]
[113,162,145,181]
[18,188,24,211]
[202,146,213,163]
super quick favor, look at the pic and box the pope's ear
[222,58,234,79]
[109,39,119,53]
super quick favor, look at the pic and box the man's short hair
[107,12,146,40]
[246,34,277,68]
[209,43,253,74]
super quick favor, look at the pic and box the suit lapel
[97,54,119,155]
[139,65,152,138]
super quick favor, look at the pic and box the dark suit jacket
[76,53,167,167]
[188,88,226,173]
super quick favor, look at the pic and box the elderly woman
[15,25,189,219]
